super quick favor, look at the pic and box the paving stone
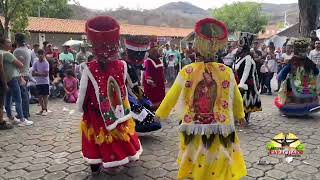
[33,151,53,158]
[247,168,265,178]
[288,170,314,180]
[4,143,23,151]
[21,139,41,146]
[66,152,82,160]
[0,168,7,175]
[296,164,318,174]
[266,169,287,179]
[47,164,68,172]
[140,154,157,162]
[44,171,68,180]
[127,166,147,177]
[19,145,38,152]
[51,152,70,159]
[66,164,87,173]
[26,163,49,171]
[35,145,54,152]
[8,162,31,170]
[132,175,153,180]
[51,146,69,153]
[3,169,27,179]
[0,161,12,168]
[67,146,81,153]
[25,170,46,180]
[12,157,33,163]
[162,162,178,171]
[146,168,168,178]
[143,160,162,169]
[31,157,52,164]
[165,171,177,179]
[273,163,295,173]
[258,177,276,180]
[67,158,85,166]
[50,158,69,165]
[17,151,36,158]
[65,172,90,180]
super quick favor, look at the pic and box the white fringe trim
[81,141,143,168]
[102,141,143,168]
[179,124,235,136]
[146,58,163,68]
[124,41,150,52]
[77,63,89,112]
[81,152,103,164]
[105,114,133,131]
[131,109,149,122]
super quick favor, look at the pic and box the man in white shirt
[275,45,294,92]
[309,40,320,67]
[309,41,320,93]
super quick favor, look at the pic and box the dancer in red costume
[77,16,142,174]
[143,38,166,109]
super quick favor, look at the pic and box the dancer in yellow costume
[155,18,247,180]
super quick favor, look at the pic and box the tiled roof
[26,17,192,37]
[277,23,301,38]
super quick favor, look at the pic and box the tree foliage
[212,2,268,34]
[30,0,73,19]
[0,0,72,38]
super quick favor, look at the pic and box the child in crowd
[167,53,176,86]
[50,61,64,98]
[63,69,78,103]
[32,49,50,116]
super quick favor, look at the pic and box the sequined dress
[143,58,165,108]
[126,62,161,133]
[77,60,142,168]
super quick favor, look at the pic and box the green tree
[0,0,72,38]
[0,0,42,37]
[30,0,73,19]
[212,2,268,34]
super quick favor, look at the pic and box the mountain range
[69,1,299,28]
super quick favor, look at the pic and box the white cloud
[72,0,298,10]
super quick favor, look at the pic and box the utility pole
[38,6,40,17]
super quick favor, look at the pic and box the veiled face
[127,49,147,63]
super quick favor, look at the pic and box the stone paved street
[0,95,320,180]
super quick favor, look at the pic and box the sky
[71,0,298,10]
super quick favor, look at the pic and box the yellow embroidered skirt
[177,132,247,180]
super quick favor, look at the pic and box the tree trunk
[0,20,5,38]
[298,0,320,37]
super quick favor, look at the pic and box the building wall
[29,32,83,49]
[28,32,184,51]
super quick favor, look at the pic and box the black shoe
[90,164,101,175]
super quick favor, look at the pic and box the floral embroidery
[194,113,215,124]
[222,80,230,89]
[219,114,226,122]
[222,100,228,109]
[219,65,226,71]
[184,115,193,123]
[185,81,193,88]
[186,66,193,74]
